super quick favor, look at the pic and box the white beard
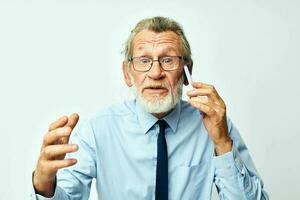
[130,75,184,114]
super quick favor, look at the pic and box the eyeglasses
[129,56,184,72]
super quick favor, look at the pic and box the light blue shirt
[31,100,269,200]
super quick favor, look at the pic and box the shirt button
[241,167,246,176]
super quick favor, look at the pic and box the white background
[0,0,299,199]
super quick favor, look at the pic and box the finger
[47,159,78,171]
[191,81,213,89]
[187,88,216,99]
[48,115,68,132]
[190,82,224,105]
[190,96,225,112]
[188,90,222,107]
[66,113,79,129]
[41,144,79,160]
[60,113,80,144]
[189,99,217,116]
[192,82,219,98]
[195,82,223,100]
[42,127,72,147]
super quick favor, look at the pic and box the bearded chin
[130,76,184,114]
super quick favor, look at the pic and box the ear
[122,61,133,87]
[183,61,193,86]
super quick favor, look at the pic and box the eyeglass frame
[128,56,186,72]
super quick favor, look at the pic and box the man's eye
[161,57,173,64]
[139,57,151,64]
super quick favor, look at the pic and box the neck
[152,107,174,119]
[152,112,167,119]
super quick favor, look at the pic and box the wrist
[215,138,233,156]
[33,171,56,197]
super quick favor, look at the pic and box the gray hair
[124,16,193,66]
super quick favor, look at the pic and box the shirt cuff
[35,187,60,200]
[213,144,245,177]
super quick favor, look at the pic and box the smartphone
[184,65,193,91]
[184,65,203,115]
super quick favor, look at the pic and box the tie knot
[157,120,167,132]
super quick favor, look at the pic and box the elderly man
[31,16,269,200]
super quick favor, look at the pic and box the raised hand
[187,82,232,155]
[33,113,79,197]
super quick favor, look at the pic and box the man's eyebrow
[162,46,179,53]
[136,46,146,51]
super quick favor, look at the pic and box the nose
[147,60,165,79]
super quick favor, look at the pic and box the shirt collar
[135,99,181,134]
[164,101,181,133]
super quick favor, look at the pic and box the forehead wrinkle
[135,37,179,47]
[136,42,178,50]
[134,40,181,56]
[135,44,180,56]
[137,45,180,53]
[133,30,182,53]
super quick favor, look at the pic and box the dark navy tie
[155,120,168,200]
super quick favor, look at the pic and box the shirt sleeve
[31,120,97,200]
[213,117,269,200]
[32,185,70,200]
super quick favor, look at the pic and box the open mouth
[143,86,168,94]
